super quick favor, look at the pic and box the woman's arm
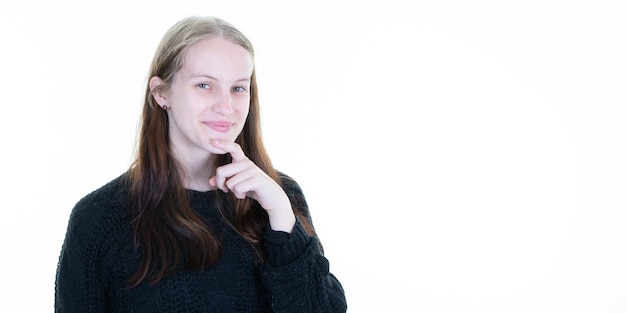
[260,175,347,313]
[55,204,108,313]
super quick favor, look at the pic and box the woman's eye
[198,83,210,89]
[232,86,247,93]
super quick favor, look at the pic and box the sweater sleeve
[55,197,112,313]
[56,176,139,313]
[259,175,347,313]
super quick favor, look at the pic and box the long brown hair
[125,16,313,287]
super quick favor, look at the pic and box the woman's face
[154,37,254,159]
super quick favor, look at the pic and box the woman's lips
[204,121,233,133]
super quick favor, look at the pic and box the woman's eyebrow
[191,74,250,83]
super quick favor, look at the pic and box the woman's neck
[174,149,219,192]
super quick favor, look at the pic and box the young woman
[55,16,347,312]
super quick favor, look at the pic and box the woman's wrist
[268,209,296,233]
[266,196,296,233]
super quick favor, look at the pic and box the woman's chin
[206,141,231,155]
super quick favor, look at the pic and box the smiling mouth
[204,121,233,133]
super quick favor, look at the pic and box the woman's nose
[212,90,234,115]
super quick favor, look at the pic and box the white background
[1,0,624,312]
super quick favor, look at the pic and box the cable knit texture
[55,173,347,313]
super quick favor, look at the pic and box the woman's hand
[209,140,296,233]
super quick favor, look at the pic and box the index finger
[212,140,247,161]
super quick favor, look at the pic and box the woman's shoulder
[277,171,311,215]
[277,171,302,193]
[73,174,129,213]
[66,174,131,240]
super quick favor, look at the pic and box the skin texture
[150,38,295,233]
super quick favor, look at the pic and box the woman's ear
[149,76,168,108]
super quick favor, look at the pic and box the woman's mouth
[204,121,233,133]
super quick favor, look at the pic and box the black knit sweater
[55,174,347,312]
